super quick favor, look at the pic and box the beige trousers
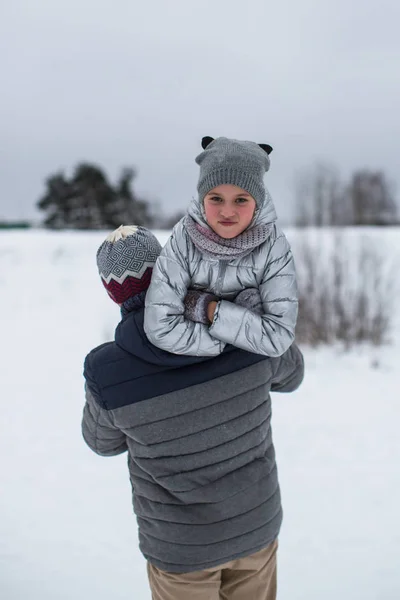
[147,540,278,600]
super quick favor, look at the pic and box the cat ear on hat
[258,143,273,155]
[201,136,214,149]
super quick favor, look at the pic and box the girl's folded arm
[209,226,298,357]
[144,225,224,356]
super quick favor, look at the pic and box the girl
[144,136,298,357]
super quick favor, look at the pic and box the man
[82,225,304,600]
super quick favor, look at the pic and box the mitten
[184,290,219,324]
[234,288,263,315]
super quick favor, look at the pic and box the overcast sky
[1,0,399,224]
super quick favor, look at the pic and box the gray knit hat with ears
[195,136,273,208]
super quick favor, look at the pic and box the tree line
[32,161,399,230]
[36,163,183,230]
[295,163,398,227]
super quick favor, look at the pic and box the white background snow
[1,228,400,599]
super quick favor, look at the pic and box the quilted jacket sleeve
[209,225,298,357]
[144,222,225,356]
[270,343,304,393]
[82,384,128,457]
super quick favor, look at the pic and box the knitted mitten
[184,290,218,324]
[234,288,263,315]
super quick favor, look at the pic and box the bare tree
[348,170,397,226]
[292,232,396,347]
[295,163,348,227]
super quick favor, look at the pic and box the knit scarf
[184,215,271,261]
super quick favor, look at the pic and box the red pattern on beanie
[101,267,153,304]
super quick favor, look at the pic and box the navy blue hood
[85,306,267,410]
[115,308,213,368]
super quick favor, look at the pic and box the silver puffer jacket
[144,193,298,357]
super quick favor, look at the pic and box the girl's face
[203,184,256,239]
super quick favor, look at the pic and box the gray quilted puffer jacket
[144,193,298,357]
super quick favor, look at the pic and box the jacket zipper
[215,261,227,296]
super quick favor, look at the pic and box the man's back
[83,306,304,573]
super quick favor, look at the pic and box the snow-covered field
[1,228,400,600]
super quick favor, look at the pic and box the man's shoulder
[82,325,276,413]
[83,342,122,408]
[84,341,121,373]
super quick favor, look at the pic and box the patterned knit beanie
[195,136,273,208]
[96,225,162,304]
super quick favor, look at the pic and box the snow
[1,228,400,599]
